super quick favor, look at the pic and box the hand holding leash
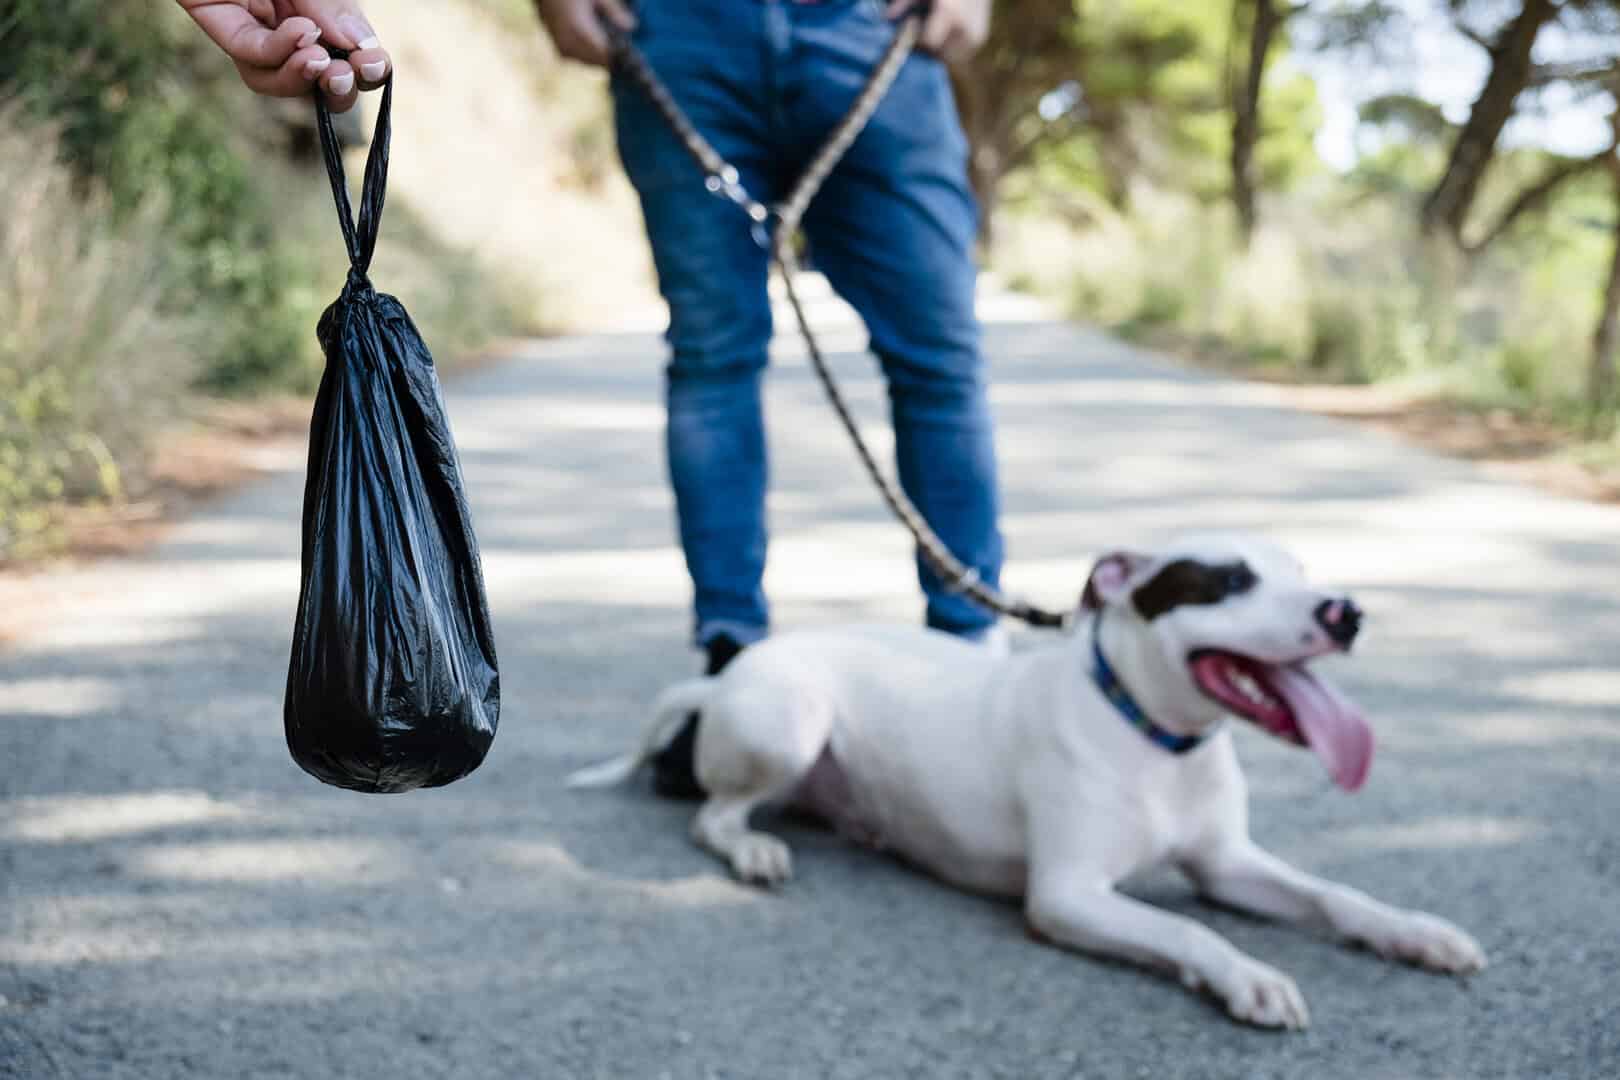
[534,0,637,67]
[885,0,991,62]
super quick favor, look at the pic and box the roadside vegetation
[6,0,1618,562]
[0,0,643,562]
[975,1,1620,460]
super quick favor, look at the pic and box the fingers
[555,17,611,66]
[293,4,392,89]
[181,3,317,67]
[233,45,332,97]
[246,50,362,112]
[319,58,362,114]
[239,15,322,67]
[894,0,988,62]
[541,0,631,67]
[180,1,387,104]
[347,46,391,90]
[213,11,330,99]
[921,6,966,60]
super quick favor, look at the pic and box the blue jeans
[612,0,1004,647]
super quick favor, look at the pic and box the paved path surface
[3,291,1618,1078]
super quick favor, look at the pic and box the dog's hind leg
[690,685,833,888]
[692,795,796,886]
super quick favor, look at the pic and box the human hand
[885,0,991,62]
[176,1,392,114]
[533,0,637,68]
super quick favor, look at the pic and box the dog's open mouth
[1189,651,1374,792]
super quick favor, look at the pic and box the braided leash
[610,19,1072,631]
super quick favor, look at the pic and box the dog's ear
[1081,551,1151,612]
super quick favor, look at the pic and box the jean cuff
[926,613,998,641]
[695,620,769,650]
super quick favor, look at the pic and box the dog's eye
[1222,565,1257,596]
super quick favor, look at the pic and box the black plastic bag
[284,79,500,793]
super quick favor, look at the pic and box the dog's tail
[565,678,715,790]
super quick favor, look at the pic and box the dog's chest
[1122,745,1246,874]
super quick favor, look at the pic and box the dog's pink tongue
[1266,664,1374,792]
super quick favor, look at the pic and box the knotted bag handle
[315,59,393,285]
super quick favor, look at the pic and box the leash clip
[705,167,772,248]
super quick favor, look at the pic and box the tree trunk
[1231,0,1284,247]
[951,63,1015,248]
[1420,0,1560,243]
[1089,105,1136,211]
[1590,165,1620,434]
[1464,150,1607,257]
[969,144,1003,250]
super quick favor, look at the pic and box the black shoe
[651,634,746,800]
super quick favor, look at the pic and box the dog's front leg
[1184,840,1486,975]
[1026,879,1310,1030]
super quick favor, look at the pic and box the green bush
[0,110,188,559]
[996,175,1619,429]
[1306,292,1364,375]
[1133,279,1188,329]
[1496,340,1542,397]
[0,1,538,559]
[0,0,322,395]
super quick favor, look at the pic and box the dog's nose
[1315,597,1363,649]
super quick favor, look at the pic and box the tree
[1414,0,1620,250]
[1420,0,1563,242]
[1589,101,1620,429]
[952,0,1216,227]
[1228,0,1301,245]
[1465,147,1612,254]
[951,0,1083,241]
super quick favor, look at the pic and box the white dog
[570,535,1486,1028]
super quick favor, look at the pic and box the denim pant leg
[789,5,1005,638]
[611,5,780,647]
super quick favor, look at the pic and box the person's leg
[788,1,1004,640]
[611,0,784,649]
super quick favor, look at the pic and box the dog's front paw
[729,833,794,887]
[1211,954,1310,1030]
[1372,912,1486,975]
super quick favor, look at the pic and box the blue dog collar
[1090,623,1213,756]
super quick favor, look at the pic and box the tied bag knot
[285,74,501,794]
[342,267,375,301]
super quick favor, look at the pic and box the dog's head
[1082,535,1373,791]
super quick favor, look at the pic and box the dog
[569,535,1486,1028]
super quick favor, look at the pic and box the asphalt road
[3,290,1618,1078]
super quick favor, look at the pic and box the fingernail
[329,71,355,96]
[297,28,321,49]
[360,60,387,82]
[303,56,331,79]
[338,14,379,49]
